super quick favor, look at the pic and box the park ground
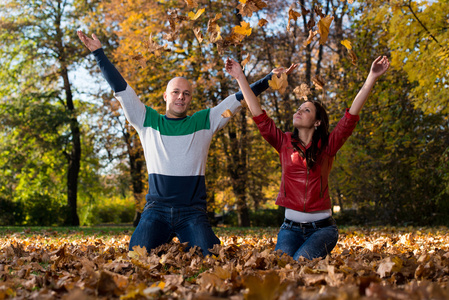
[1,226,449,299]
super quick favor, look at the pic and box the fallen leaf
[341,39,352,50]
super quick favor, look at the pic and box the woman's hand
[225,58,244,81]
[369,56,390,79]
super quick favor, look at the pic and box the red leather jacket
[253,109,359,212]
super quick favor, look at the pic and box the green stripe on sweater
[143,106,211,135]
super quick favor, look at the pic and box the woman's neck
[296,128,315,146]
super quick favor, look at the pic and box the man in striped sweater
[77,31,290,255]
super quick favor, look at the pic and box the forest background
[0,0,448,228]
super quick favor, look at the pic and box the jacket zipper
[320,176,323,198]
[304,169,309,211]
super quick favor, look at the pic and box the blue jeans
[275,218,339,260]
[129,201,220,256]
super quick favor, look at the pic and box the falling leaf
[341,39,352,50]
[233,21,252,36]
[347,49,358,66]
[184,0,198,8]
[258,18,268,27]
[314,6,325,18]
[317,15,334,45]
[312,75,325,90]
[207,13,222,43]
[304,30,318,45]
[221,109,233,118]
[188,8,205,20]
[294,83,311,100]
[241,53,251,69]
[237,0,267,17]
[287,8,301,31]
[131,54,146,68]
[268,73,288,94]
[193,27,203,43]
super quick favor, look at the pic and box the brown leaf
[241,53,251,69]
[293,83,311,100]
[184,0,198,8]
[258,18,268,27]
[317,15,334,45]
[312,75,325,90]
[347,49,358,66]
[304,30,318,45]
[193,27,204,43]
[221,109,233,118]
[287,8,301,31]
[269,73,288,94]
[237,0,267,17]
[131,54,146,68]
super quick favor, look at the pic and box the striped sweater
[93,48,270,207]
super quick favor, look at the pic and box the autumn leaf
[207,13,222,43]
[131,54,146,68]
[347,49,358,66]
[184,0,198,8]
[221,109,233,118]
[317,15,334,45]
[294,83,311,100]
[241,53,251,69]
[129,245,148,260]
[341,39,352,50]
[312,75,325,90]
[268,73,288,94]
[304,30,318,45]
[287,8,301,31]
[233,21,252,37]
[237,0,267,17]
[188,8,205,20]
[258,18,268,27]
[193,27,203,43]
[314,6,325,18]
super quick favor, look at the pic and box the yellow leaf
[239,0,247,3]
[341,39,352,50]
[188,8,205,20]
[233,21,252,36]
[128,245,147,260]
[184,0,198,8]
[317,15,334,45]
[241,53,251,69]
[269,73,288,94]
[221,109,233,118]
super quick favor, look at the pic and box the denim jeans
[129,201,220,256]
[275,218,339,260]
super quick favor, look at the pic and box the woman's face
[293,102,321,129]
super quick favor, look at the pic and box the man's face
[163,77,193,118]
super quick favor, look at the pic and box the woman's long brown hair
[290,100,330,170]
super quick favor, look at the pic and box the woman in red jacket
[226,56,389,260]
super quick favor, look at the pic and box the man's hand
[225,58,244,81]
[77,31,102,52]
[272,63,298,78]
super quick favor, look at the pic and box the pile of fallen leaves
[1,226,449,299]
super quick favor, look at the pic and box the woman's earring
[315,126,317,130]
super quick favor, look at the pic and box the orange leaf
[233,21,252,36]
[287,8,301,31]
[188,8,205,20]
[341,39,352,50]
[221,109,233,118]
[269,73,288,94]
[258,18,268,27]
[317,15,334,45]
[241,53,251,69]
[184,0,198,8]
